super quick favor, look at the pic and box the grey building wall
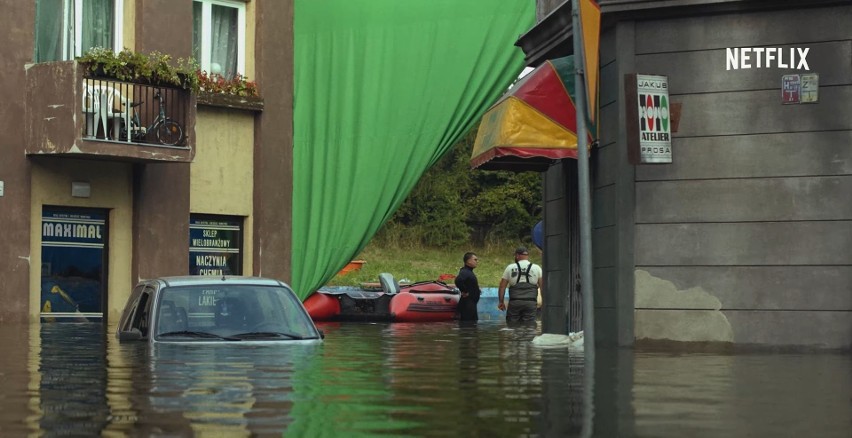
[592,21,637,347]
[534,1,850,349]
[630,5,852,349]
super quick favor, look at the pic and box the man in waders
[497,247,542,326]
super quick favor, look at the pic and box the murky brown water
[0,322,848,437]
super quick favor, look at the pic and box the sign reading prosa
[636,74,672,164]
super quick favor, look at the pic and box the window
[34,0,124,63]
[193,0,246,79]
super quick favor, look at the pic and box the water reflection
[0,322,848,436]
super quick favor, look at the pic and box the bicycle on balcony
[120,89,184,146]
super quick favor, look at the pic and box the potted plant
[195,70,263,110]
[78,47,199,91]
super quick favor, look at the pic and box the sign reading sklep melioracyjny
[636,74,671,164]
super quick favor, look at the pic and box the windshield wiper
[230,331,307,340]
[157,330,240,341]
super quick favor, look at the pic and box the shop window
[34,0,123,63]
[193,0,246,79]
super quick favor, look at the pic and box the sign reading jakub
[636,74,672,163]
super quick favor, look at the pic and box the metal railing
[82,78,188,147]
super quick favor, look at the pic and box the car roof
[146,276,288,288]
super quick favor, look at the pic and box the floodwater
[0,321,849,437]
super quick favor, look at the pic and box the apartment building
[1,0,293,324]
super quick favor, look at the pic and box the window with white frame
[193,0,246,79]
[34,0,124,63]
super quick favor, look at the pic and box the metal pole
[571,0,595,436]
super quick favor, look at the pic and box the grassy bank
[326,240,542,288]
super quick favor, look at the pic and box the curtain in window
[210,5,238,77]
[34,0,67,62]
[82,0,114,54]
[192,2,202,64]
[35,0,113,62]
[291,0,534,299]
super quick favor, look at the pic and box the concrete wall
[630,5,852,349]
[29,160,134,322]
[0,0,35,323]
[253,0,295,281]
[191,107,256,274]
[132,0,193,282]
[591,22,637,347]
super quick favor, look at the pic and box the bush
[376,128,542,247]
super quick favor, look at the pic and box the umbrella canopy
[470,56,596,171]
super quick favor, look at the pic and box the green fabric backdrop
[292,0,534,298]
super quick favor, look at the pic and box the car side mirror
[118,328,144,341]
[318,329,325,339]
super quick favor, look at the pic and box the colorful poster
[636,74,672,163]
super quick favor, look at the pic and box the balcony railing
[25,61,195,163]
[83,78,189,147]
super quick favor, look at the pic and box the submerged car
[116,276,324,344]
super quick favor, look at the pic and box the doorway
[40,207,108,323]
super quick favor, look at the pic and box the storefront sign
[189,216,242,276]
[41,209,107,321]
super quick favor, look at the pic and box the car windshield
[154,284,319,340]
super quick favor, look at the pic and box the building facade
[521,0,851,349]
[1,0,294,324]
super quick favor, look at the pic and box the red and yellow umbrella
[470,56,596,171]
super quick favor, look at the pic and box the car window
[118,284,145,332]
[154,284,318,338]
[129,287,154,337]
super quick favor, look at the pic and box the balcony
[25,61,195,163]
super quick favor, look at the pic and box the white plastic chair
[82,85,106,138]
[102,86,131,141]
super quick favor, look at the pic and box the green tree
[376,128,542,247]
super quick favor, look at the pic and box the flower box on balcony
[197,92,264,112]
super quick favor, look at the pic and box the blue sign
[189,217,242,276]
[41,209,106,320]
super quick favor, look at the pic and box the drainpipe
[572,0,595,436]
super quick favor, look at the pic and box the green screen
[292,0,534,298]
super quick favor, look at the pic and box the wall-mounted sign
[782,73,819,104]
[625,73,672,164]
[782,74,801,104]
[800,73,819,103]
[189,215,243,276]
[41,208,107,321]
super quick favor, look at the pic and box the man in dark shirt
[455,252,481,322]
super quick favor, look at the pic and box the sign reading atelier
[636,74,672,163]
[189,217,242,276]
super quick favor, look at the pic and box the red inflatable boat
[304,273,460,322]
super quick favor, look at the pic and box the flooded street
[0,322,848,436]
